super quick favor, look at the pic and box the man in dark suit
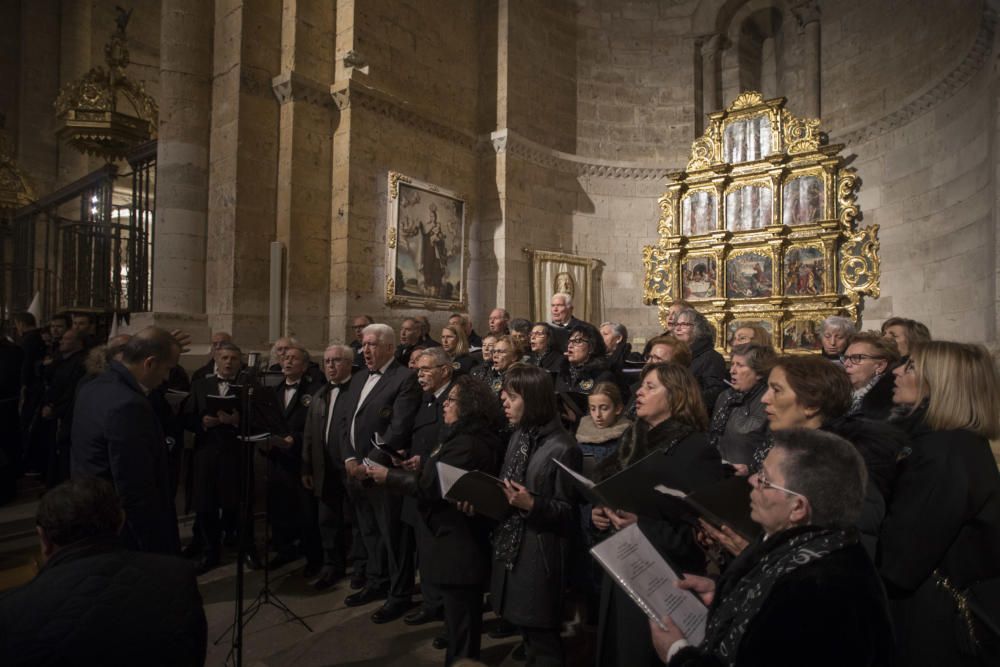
[266,343,322,573]
[190,330,233,383]
[549,292,588,348]
[302,343,356,590]
[394,317,423,367]
[40,329,88,487]
[71,327,181,555]
[400,347,454,629]
[449,312,482,352]
[349,315,374,370]
[342,323,421,623]
[0,477,206,666]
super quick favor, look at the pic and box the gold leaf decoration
[729,91,766,111]
[839,225,880,299]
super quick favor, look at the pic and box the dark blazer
[851,371,897,421]
[302,377,354,499]
[670,528,894,667]
[268,376,322,476]
[533,347,567,375]
[0,537,206,667]
[450,354,480,376]
[339,359,422,464]
[710,381,768,466]
[490,418,582,629]
[385,421,500,585]
[400,383,453,526]
[878,419,1000,666]
[71,362,180,555]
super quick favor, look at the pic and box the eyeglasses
[416,364,446,375]
[840,354,883,366]
[567,337,591,346]
[751,471,807,500]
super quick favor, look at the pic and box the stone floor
[0,478,536,667]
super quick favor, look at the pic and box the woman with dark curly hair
[369,375,503,665]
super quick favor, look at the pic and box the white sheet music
[590,523,708,644]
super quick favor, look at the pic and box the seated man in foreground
[0,477,207,666]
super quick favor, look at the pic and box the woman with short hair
[489,364,581,666]
[528,322,566,374]
[819,315,856,362]
[672,307,727,412]
[649,428,895,666]
[708,344,776,473]
[880,316,931,360]
[881,341,1000,667]
[842,331,900,421]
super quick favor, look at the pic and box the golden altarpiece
[643,92,880,354]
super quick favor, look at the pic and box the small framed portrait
[681,189,717,236]
[725,182,773,232]
[782,244,826,296]
[726,249,774,298]
[681,255,719,300]
[782,173,824,226]
[782,319,823,352]
[386,172,467,309]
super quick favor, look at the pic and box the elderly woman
[708,344,776,473]
[440,323,480,376]
[592,362,722,667]
[819,315,856,362]
[481,335,522,397]
[881,341,1000,667]
[746,355,905,558]
[600,321,631,374]
[649,428,894,666]
[528,322,566,374]
[489,364,581,666]
[729,324,771,349]
[471,334,502,390]
[842,331,900,421]
[509,318,533,361]
[664,299,695,335]
[557,323,616,396]
[880,316,931,360]
[369,376,502,666]
[672,307,727,412]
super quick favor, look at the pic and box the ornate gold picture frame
[385,172,467,310]
[642,91,880,354]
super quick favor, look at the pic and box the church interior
[2,0,999,665]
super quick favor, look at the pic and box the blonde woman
[881,341,1000,667]
[440,323,479,376]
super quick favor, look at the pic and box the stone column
[271,0,335,350]
[152,0,212,317]
[701,34,722,116]
[793,0,822,118]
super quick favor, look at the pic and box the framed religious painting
[782,170,825,226]
[385,172,467,310]
[680,253,720,300]
[781,318,824,353]
[725,181,774,232]
[726,247,775,299]
[722,113,774,163]
[781,243,828,297]
[680,188,718,236]
[529,250,600,323]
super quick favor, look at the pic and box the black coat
[850,371,896,421]
[596,420,724,667]
[689,337,727,414]
[490,418,582,629]
[339,360,422,464]
[385,421,500,586]
[670,527,894,667]
[878,418,1000,667]
[71,362,180,554]
[0,538,206,666]
[450,354,480,376]
[533,347,567,375]
[400,383,453,526]
[268,376,322,476]
[301,377,355,500]
[710,382,768,466]
[182,375,245,512]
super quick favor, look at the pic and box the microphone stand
[215,354,311,667]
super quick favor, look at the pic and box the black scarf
[708,381,764,450]
[702,525,857,665]
[596,418,695,480]
[493,426,539,568]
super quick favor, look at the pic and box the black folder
[206,393,239,415]
[654,476,762,541]
[436,461,510,521]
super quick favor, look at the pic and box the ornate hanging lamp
[0,114,35,216]
[53,7,158,161]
